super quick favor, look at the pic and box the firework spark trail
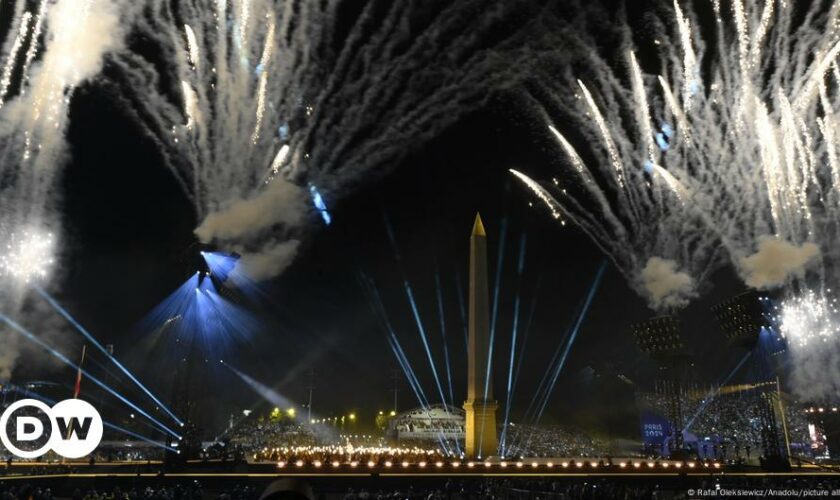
[775,291,840,398]
[111,0,542,280]
[0,229,55,285]
[0,12,33,111]
[517,0,840,311]
[0,0,127,328]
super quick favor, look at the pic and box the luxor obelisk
[463,213,498,458]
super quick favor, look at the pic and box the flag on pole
[73,344,87,399]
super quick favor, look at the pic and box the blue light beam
[382,213,449,414]
[33,286,183,426]
[434,267,456,410]
[684,351,752,432]
[479,217,508,455]
[535,261,606,422]
[10,386,178,453]
[360,273,453,454]
[499,233,526,457]
[0,314,182,440]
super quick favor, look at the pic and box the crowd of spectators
[227,421,321,452]
[5,476,840,500]
[501,425,607,459]
[637,388,815,460]
[0,483,257,500]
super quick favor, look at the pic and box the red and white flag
[73,345,87,399]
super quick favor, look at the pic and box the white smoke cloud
[639,257,696,309]
[0,287,79,381]
[44,0,123,84]
[739,236,820,290]
[0,0,129,382]
[195,179,308,280]
[788,347,840,400]
[236,239,301,281]
[195,179,307,242]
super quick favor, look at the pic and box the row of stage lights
[805,407,839,413]
[275,460,723,470]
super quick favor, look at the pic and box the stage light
[619,462,627,468]
[467,462,475,468]
[516,462,524,468]
[384,461,392,468]
[313,461,321,468]
[546,462,554,468]
[435,461,443,468]
[500,461,507,468]
[277,462,285,468]
[647,462,655,468]
[350,461,358,467]
[451,462,460,468]
[633,463,641,468]
[331,461,340,467]
[295,460,303,467]
[418,462,426,468]
[484,461,492,468]
[688,462,696,468]
[367,461,375,468]
[575,462,583,468]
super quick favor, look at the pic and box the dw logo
[0,399,103,459]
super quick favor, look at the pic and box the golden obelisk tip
[472,213,486,237]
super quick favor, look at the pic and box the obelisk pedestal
[463,213,498,459]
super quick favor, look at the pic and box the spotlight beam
[500,233,527,457]
[684,351,752,432]
[480,217,508,455]
[511,262,605,453]
[10,387,178,453]
[360,273,453,454]
[454,271,469,352]
[535,261,606,422]
[434,267,456,409]
[383,213,450,419]
[0,314,182,440]
[33,286,183,426]
[511,276,543,406]
[386,335,452,455]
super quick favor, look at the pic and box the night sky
[8,0,753,436]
